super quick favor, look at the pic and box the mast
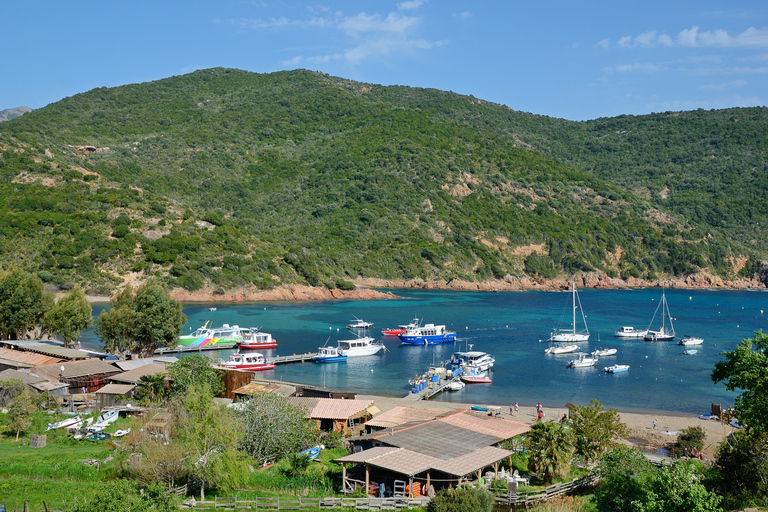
[572,282,577,334]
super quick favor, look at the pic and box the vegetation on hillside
[1,68,764,295]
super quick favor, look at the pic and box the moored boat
[449,348,495,372]
[644,291,676,341]
[548,282,590,342]
[399,322,456,345]
[614,326,648,338]
[346,317,374,331]
[381,316,420,336]
[544,343,579,355]
[567,353,598,368]
[592,348,617,357]
[604,364,630,373]
[337,334,385,357]
[460,371,492,384]
[237,328,278,350]
[678,335,704,346]
[313,346,347,363]
[221,352,275,371]
[684,349,698,355]
[177,322,246,348]
[447,380,465,391]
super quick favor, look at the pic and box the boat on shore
[381,316,420,336]
[567,353,598,368]
[644,291,676,342]
[221,352,275,371]
[678,335,704,346]
[614,326,648,338]
[236,328,278,350]
[604,364,630,373]
[548,282,590,342]
[313,346,347,363]
[399,321,457,345]
[592,348,617,357]
[47,415,83,431]
[544,343,579,355]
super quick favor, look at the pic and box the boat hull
[550,333,590,343]
[545,344,579,354]
[399,333,456,345]
[461,375,492,383]
[604,365,630,373]
[313,355,347,363]
[381,328,406,336]
[644,331,675,342]
[222,362,276,371]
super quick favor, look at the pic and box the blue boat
[298,445,324,460]
[313,346,347,363]
[399,322,457,345]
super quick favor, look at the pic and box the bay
[80,288,768,415]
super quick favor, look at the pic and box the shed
[288,397,378,436]
[0,347,65,371]
[95,383,136,408]
[110,363,168,385]
[32,359,120,393]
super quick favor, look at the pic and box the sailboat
[644,291,675,341]
[548,282,590,342]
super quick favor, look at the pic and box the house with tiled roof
[288,397,380,436]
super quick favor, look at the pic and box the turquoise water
[80,288,768,415]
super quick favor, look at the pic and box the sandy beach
[356,394,734,460]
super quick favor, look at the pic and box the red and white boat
[221,352,275,371]
[236,328,277,350]
[460,371,492,384]
[381,316,420,336]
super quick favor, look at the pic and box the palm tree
[138,373,168,403]
[526,420,575,485]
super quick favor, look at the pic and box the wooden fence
[496,473,600,506]
[186,496,431,510]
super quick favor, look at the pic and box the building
[288,397,380,436]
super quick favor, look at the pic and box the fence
[496,473,600,506]
[187,496,431,510]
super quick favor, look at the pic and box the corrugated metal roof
[438,411,530,439]
[33,359,120,379]
[95,383,136,395]
[373,421,500,459]
[366,405,442,429]
[308,398,373,420]
[432,446,514,477]
[0,347,64,367]
[110,363,168,384]
[0,369,47,384]
[336,446,400,463]
[0,341,92,360]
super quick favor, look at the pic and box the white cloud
[338,12,419,35]
[595,38,610,49]
[397,0,425,11]
[603,62,663,73]
[699,79,747,90]
[181,65,204,73]
[612,26,768,49]
[453,11,471,19]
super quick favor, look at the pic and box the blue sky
[2,1,767,121]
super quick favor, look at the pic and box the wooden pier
[402,376,459,401]
[271,352,316,364]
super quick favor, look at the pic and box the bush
[427,485,494,512]
[335,278,356,291]
[671,426,705,458]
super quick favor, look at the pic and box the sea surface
[79,288,768,415]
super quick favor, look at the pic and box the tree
[594,446,656,512]
[570,398,629,463]
[712,330,768,435]
[671,426,705,458]
[238,393,319,465]
[166,354,224,397]
[712,430,768,508]
[68,479,180,512]
[95,282,187,357]
[0,270,48,340]
[41,286,93,346]
[526,420,575,485]
[7,386,38,442]
[137,373,168,403]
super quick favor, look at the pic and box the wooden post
[342,464,347,493]
[365,464,370,495]
[409,477,413,497]
[426,469,431,490]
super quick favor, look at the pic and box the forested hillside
[0,68,765,295]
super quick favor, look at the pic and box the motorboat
[678,335,704,346]
[346,317,374,331]
[236,328,278,350]
[548,282,590,342]
[399,321,457,345]
[381,316,420,336]
[614,326,648,338]
[221,352,275,371]
[544,343,579,355]
[449,347,495,372]
[47,415,83,431]
[177,322,247,348]
[313,346,347,363]
[447,380,465,391]
[684,349,698,355]
[644,291,676,341]
[604,364,630,373]
[336,334,385,357]
[592,348,617,357]
[460,371,492,384]
[567,353,598,368]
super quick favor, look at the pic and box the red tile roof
[309,398,374,419]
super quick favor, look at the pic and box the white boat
[113,428,131,437]
[604,364,630,373]
[567,353,598,368]
[221,352,276,371]
[684,349,698,355]
[337,334,385,357]
[614,326,648,338]
[678,335,704,346]
[644,291,676,341]
[544,343,579,355]
[592,348,617,357]
[460,370,492,384]
[549,282,590,342]
[87,408,120,431]
[399,322,457,345]
[46,415,83,431]
[346,317,374,330]
[449,347,495,372]
[447,380,465,391]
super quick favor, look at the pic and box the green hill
[0,68,764,295]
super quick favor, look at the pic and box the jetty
[271,352,316,364]
[154,344,237,355]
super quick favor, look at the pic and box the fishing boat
[567,353,599,368]
[460,370,492,384]
[236,327,278,350]
[177,322,247,348]
[449,346,495,372]
[313,346,347,363]
[336,333,385,357]
[678,335,704,346]
[592,348,618,357]
[544,343,579,355]
[604,364,630,373]
[399,322,457,345]
[46,415,83,431]
[614,326,648,338]
[548,282,590,342]
[381,316,420,336]
[644,291,676,341]
[221,352,275,371]
[346,317,374,331]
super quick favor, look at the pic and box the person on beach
[514,402,519,416]
[537,411,543,421]
[653,418,657,429]
[537,402,542,415]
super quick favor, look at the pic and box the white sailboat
[549,282,590,342]
[644,291,675,342]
